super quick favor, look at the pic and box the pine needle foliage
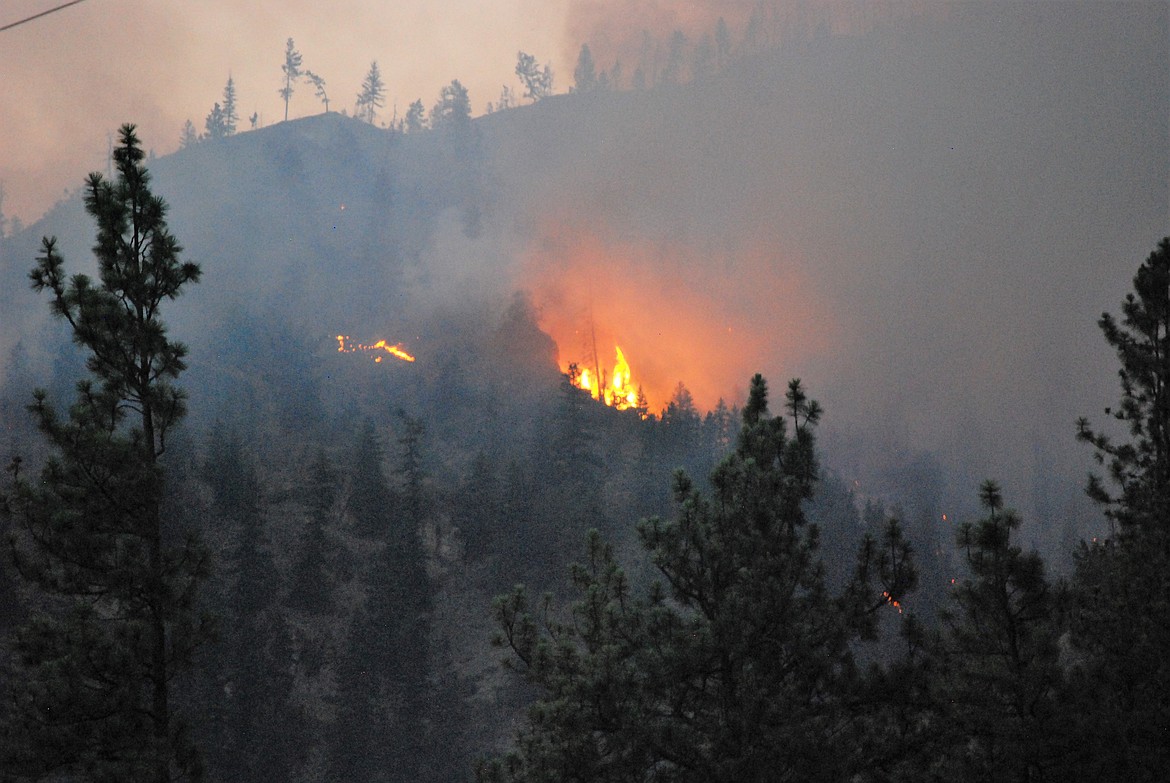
[1069,236,1170,779]
[940,481,1063,782]
[1,124,208,783]
[478,376,915,783]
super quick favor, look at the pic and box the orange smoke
[524,223,835,413]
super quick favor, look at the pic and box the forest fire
[567,345,646,413]
[336,335,416,363]
[881,590,903,614]
[525,223,834,417]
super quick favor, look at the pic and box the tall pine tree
[355,61,386,124]
[1069,236,1170,779]
[197,428,303,783]
[279,38,302,121]
[939,481,1064,782]
[331,414,433,782]
[1,124,207,782]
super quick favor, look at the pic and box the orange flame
[336,335,416,363]
[568,345,645,414]
[525,224,835,413]
[881,590,903,614]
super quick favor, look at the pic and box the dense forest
[1,4,1168,782]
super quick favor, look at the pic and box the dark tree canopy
[2,124,207,783]
[572,44,596,93]
[478,376,915,783]
[1069,236,1170,778]
[404,98,427,132]
[431,78,471,133]
[1078,236,1170,542]
[939,481,1064,782]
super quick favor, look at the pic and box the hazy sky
[0,0,576,224]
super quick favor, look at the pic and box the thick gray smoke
[1,2,1166,556]
[485,2,1169,546]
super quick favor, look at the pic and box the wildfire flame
[881,590,903,614]
[336,335,416,363]
[567,345,646,414]
[527,224,835,414]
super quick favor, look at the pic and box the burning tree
[477,376,915,782]
[1,125,209,782]
[566,345,646,415]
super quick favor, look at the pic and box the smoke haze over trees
[1,3,1168,782]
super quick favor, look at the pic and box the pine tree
[198,428,302,783]
[348,420,395,538]
[221,76,238,135]
[515,51,553,102]
[572,44,597,93]
[279,37,302,121]
[692,35,714,80]
[662,29,688,84]
[179,119,199,148]
[332,416,433,782]
[939,481,1064,782]
[404,98,427,132]
[1068,236,1170,779]
[659,381,702,468]
[1077,236,1170,540]
[513,375,606,589]
[478,376,915,783]
[430,79,471,133]
[287,450,339,614]
[495,85,516,111]
[204,102,228,140]
[702,397,739,461]
[1,124,207,782]
[715,17,732,68]
[607,60,622,90]
[456,450,501,561]
[355,61,386,124]
[304,69,329,112]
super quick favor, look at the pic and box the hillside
[0,5,1168,780]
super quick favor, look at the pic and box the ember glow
[881,590,903,614]
[336,335,416,363]
[567,345,645,413]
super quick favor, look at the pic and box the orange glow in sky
[0,0,572,224]
[525,221,837,413]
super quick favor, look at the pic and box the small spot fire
[881,590,903,614]
[336,335,415,364]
